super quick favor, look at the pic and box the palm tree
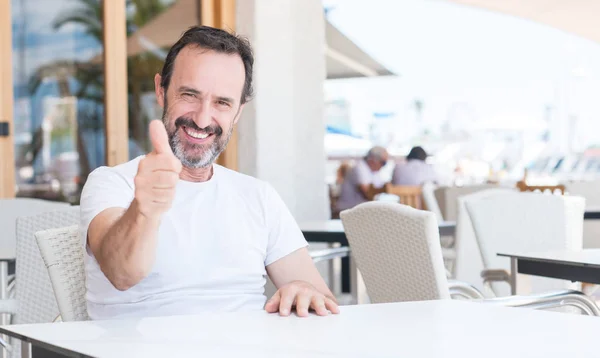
[25,0,169,201]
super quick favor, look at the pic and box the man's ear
[233,103,245,125]
[154,73,164,107]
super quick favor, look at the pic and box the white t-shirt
[391,160,438,186]
[80,156,307,320]
[336,160,383,211]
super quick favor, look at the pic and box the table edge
[497,253,600,268]
[0,326,92,358]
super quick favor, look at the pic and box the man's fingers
[265,291,281,313]
[149,120,173,155]
[138,153,182,174]
[324,297,340,314]
[295,294,311,318]
[311,296,329,316]
[278,289,296,317]
[151,171,180,189]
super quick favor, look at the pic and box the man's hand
[265,280,340,317]
[134,120,182,219]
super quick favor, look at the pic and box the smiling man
[80,26,338,320]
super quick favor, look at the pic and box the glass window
[126,0,194,158]
[12,0,105,204]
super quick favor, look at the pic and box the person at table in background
[334,146,389,213]
[80,26,338,320]
[391,146,438,185]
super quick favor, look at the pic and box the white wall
[236,0,328,221]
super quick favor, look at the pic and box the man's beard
[161,100,234,168]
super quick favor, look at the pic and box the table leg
[327,243,337,295]
[21,341,31,358]
[341,256,350,293]
[350,255,358,304]
[0,261,8,358]
[510,257,518,295]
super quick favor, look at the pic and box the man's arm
[86,120,181,291]
[355,163,373,199]
[358,183,371,199]
[265,248,339,317]
[87,203,161,291]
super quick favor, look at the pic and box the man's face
[155,46,246,168]
[367,155,388,172]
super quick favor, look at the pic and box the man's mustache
[174,117,223,136]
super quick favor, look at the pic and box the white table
[1,300,600,357]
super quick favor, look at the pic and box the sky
[322,0,600,153]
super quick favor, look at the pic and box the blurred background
[3,0,600,219]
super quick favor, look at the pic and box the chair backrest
[14,206,80,324]
[35,225,89,322]
[383,184,423,209]
[516,181,565,195]
[421,182,444,223]
[565,180,600,249]
[0,199,70,260]
[435,184,507,221]
[564,180,600,206]
[340,201,450,303]
[453,189,515,294]
[466,191,584,296]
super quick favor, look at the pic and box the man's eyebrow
[216,96,235,104]
[178,86,201,95]
[178,86,235,104]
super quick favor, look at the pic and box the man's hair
[406,146,428,161]
[159,26,254,104]
[365,146,388,162]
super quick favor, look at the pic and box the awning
[325,21,395,79]
[119,0,395,79]
[444,0,600,44]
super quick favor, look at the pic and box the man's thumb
[149,120,173,155]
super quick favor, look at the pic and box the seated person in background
[80,26,338,320]
[335,146,389,212]
[392,146,438,186]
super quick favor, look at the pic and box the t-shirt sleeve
[264,184,309,266]
[391,165,400,185]
[355,162,372,186]
[80,167,135,249]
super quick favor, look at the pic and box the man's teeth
[184,127,209,139]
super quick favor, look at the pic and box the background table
[584,209,600,220]
[2,300,600,357]
[499,249,600,294]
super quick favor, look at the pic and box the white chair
[339,201,599,315]
[0,198,70,298]
[422,182,457,276]
[0,207,79,357]
[35,225,89,322]
[435,184,510,221]
[453,189,515,294]
[340,201,449,303]
[465,191,585,297]
[564,180,600,249]
[422,182,444,223]
[0,199,70,261]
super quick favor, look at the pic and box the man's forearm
[97,200,161,291]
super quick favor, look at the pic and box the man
[80,26,338,320]
[391,146,438,185]
[335,146,389,213]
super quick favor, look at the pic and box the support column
[236,0,327,221]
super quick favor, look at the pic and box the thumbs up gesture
[134,120,182,219]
